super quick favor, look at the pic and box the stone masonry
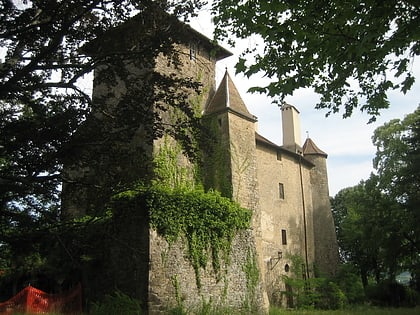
[62,10,339,313]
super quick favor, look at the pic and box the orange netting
[0,283,82,314]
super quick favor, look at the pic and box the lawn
[269,306,420,315]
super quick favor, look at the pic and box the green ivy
[113,183,251,288]
[242,249,260,312]
[154,135,198,188]
[201,117,233,198]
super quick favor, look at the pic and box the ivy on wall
[153,135,198,188]
[113,183,251,288]
[201,117,233,199]
[242,249,260,312]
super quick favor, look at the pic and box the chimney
[281,103,302,154]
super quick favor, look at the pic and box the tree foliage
[331,178,405,287]
[332,106,420,290]
[211,0,419,120]
[372,105,420,289]
[373,106,420,206]
[0,0,204,291]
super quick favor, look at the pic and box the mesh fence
[0,283,82,314]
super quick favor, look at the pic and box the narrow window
[277,150,282,161]
[189,43,197,61]
[281,229,287,245]
[279,183,285,199]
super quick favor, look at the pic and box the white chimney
[281,103,302,154]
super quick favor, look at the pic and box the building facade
[204,72,339,306]
[62,11,339,313]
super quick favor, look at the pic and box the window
[189,43,197,61]
[276,150,282,161]
[281,229,287,245]
[278,183,285,199]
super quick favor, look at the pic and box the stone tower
[61,10,231,219]
[303,138,339,276]
[204,70,258,206]
[203,70,269,310]
[61,12,270,313]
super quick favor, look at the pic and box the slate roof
[303,138,328,157]
[204,70,327,165]
[204,70,256,121]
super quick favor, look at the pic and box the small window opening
[277,150,282,160]
[281,229,287,245]
[189,43,197,61]
[279,183,285,199]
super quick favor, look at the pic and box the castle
[62,10,339,313]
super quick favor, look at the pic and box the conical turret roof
[204,70,256,121]
[303,138,328,157]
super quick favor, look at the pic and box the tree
[331,178,404,288]
[332,106,420,291]
[0,0,204,292]
[211,0,419,120]
[372,105,420,289]
[1,0,203,210]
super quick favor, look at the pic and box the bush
[315,280,347,310]
[405,287,420,307]
[366,280,408,307]
[89,291,144,315]
[282,256,346,310]
[333,264,365,304]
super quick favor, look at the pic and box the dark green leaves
[212,0,419,119]
[332,106,420,288]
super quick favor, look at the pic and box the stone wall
[147,24,268,313]
[226,108,269,312]
[305,154,340,277]
[256,143,316,306]
[148,229,266,314]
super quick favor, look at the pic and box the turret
[203,70,269,311]
[303,138,339,276]
[203,70,258,205]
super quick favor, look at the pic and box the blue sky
[191,9,420,196]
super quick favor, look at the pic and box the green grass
[6,306,420,315]
[269,306,420,315]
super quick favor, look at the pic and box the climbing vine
[201,117,233,198]
[154,135,198,188]
[113,183,251,288]
[242,249,260,312]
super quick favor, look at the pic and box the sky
[190,7,420,196]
